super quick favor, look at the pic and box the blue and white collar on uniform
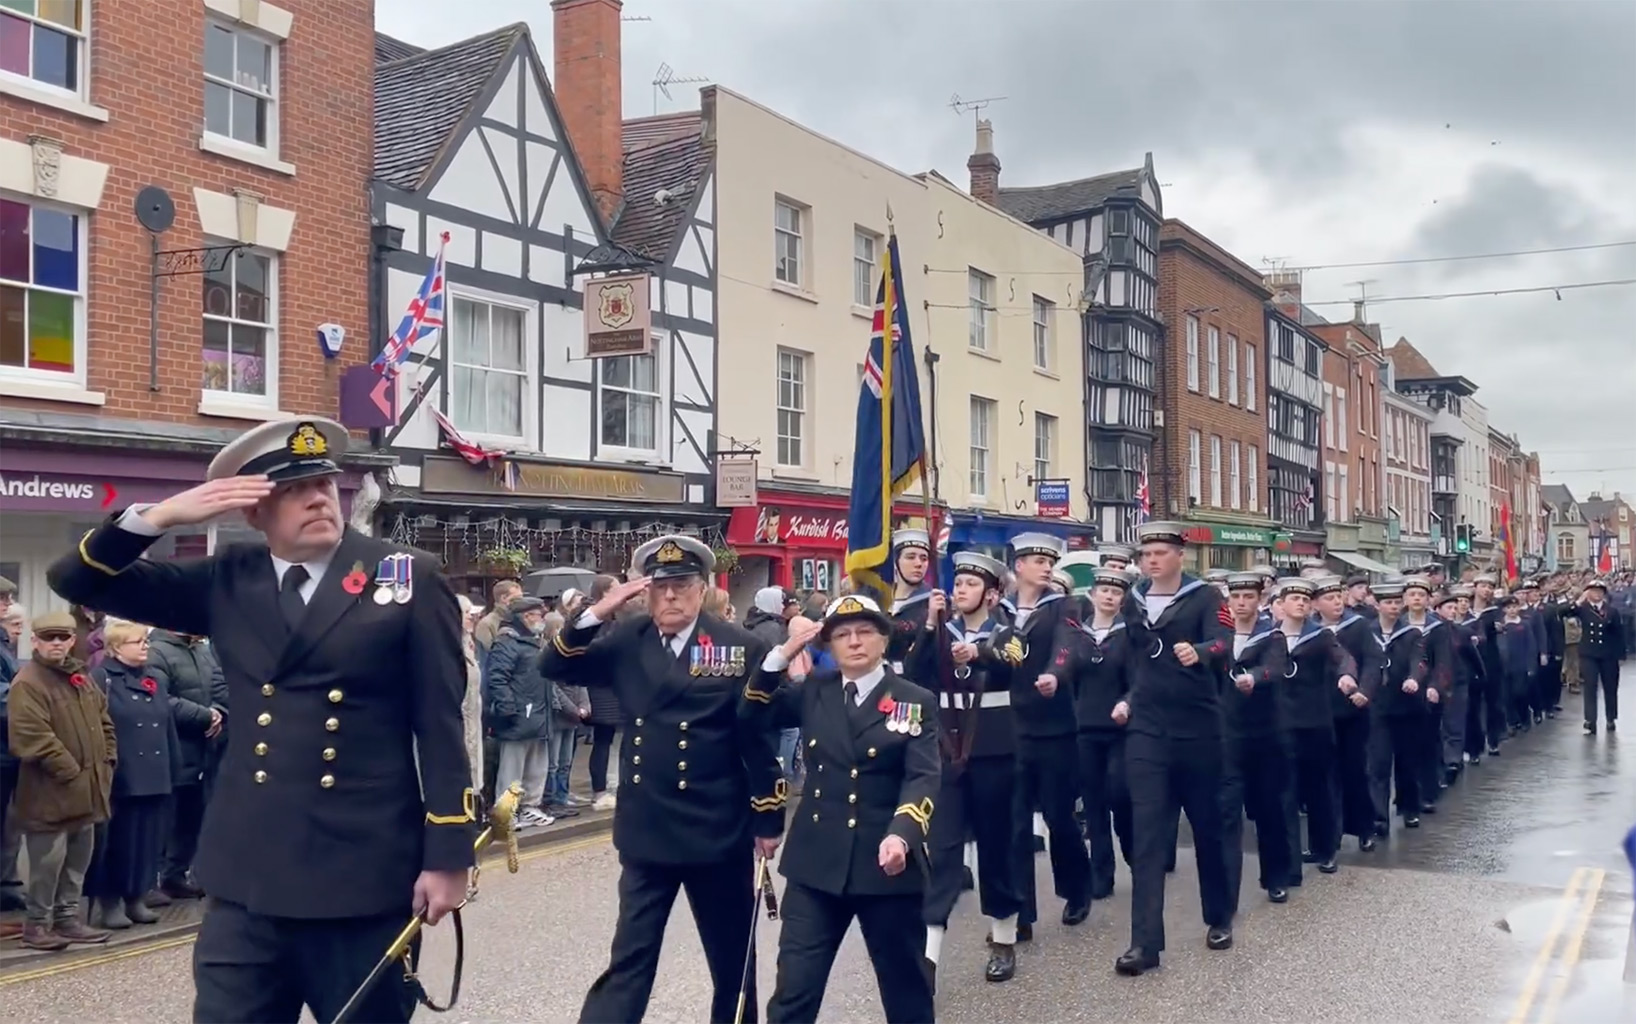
[1132,573,1207,602]
[1285,618,1328,651]
[1323,612,1363,634]
[892,585,932,614]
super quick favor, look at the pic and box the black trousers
[1465,671,1506,754]
[581,849,756,1024]
[588,724,618,793]
[1582,655,1621,727]
[1285,727,1339,863]
[1542,657,1564,712]
[1126,732,1232,953]
[768,881,933,1024]
[1418,702,1444,805]
[192,897,416,1024]
[1222,733,1292,907]
[1375,715,1422,823]
[1332,714,1374,841]
[0,759,19,892]
[923,755,1019,927]
[1013,733,1089,926]
[163,782,207,887]
[1076,730,1132,898]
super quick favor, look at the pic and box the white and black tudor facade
[1265,306,1326,546]
[367,27,720,586]
[996,155,1164,544]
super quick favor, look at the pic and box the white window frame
[1230,440,1242,510]
[1206,326,1220,399]
[1031,295,1054,371]
[597,341,665,461]
[1323,383,1336,448]
[1033,411,1056,482]
[970,396,995,499]
[1244,342,1257,412]
[1248,444,1260,512]
[0,193,90,390]
[1209,435,1222,507]
[775,347,808,468]
[1188,430,1202,502]
[1226,336,1239,405]
[200,241,279,409]
[1336,388,1348,452]
[774,198,805,287]
[445,287,537,448]
[1326,462,1338,521]
[0,0,103,120]
[1185,315,1200,391]
[1338,465,1350,521]
[968,270,995,352]
[202,18,281,161]
[852,227,879,308]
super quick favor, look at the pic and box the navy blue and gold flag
[845,231,927,605]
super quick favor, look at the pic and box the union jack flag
[428,405,502,466]
[372,232,450,379]
[1135,460,1151,524]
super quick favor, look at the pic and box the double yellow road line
[1506,865,1607,1024]
[0,831,613,988]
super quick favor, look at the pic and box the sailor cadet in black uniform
[1118,522,1236,976]
[1067,568,1140,902]
[903,551,1021,987]
[1299,558,1329,579]
[996,532,1091,933]
[1368,581,1432,831]
[1561,578,1628,736]
[1219,571,1293,907]
[1466,573,1507,761]
[747,595,940,1024]
[886,529,935,675]
[1400,577,1455,819]
[1203,568,1231,599]
[1311,575,1382,854]
[46,418,475,1024]
[1250,564,1280,625]
[1438,587,1481,783]
[1098,544,1143,619]
[1345,574,1379,621]
[538,535,783,1024]
[1273,578,1357,878]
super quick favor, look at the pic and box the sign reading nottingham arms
[420,455,686,503]
[584,273,652,358]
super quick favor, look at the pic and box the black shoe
[1302,850,1318,864]
[1090,885,1115,901]
[1547,709,1558,719]
[1267,887,1289,904]
[1206,926,1233,950]
[1164,861,1177,874]
[1115,947,1159,976]
[1585,722,1597,735]
[161,879,204,900]
[1488,746,1501,756]
[961,866,975,892]
[1373,821,1390,838]
[1552,705,1564,713]
[1404,816,1421,828]
[1358,836,1377,852]
[985,942,1016,983]
[1469,753,1481,765]
[1609,721,1617,732]
[1318,858,1338,874]
[1016,922,1033,943]
[1419,802,1437,815]
[1062,900,1091,926]
[922,956,937,996]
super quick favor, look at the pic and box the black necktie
[843,680,859,706]
[279,565,310,630]
[661,633,676,655]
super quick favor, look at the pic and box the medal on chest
[373,552,413,605]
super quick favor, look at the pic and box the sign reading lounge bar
[420,455,686,503]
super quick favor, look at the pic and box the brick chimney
[967,118,1001,204]
[1264,269,1302,320]
[552,0,623,222]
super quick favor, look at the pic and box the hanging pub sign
[716,457,759,508]
[584,273,652,358]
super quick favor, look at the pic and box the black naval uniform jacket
[1562,601,1629,664]
[1278,622,1358,734]
[1407,615,1456,699]
[47,520,475,920]
[888,588,933,675]
[1065,618,1138,736]
[743,663,940,897]
[1376,620,1431,718]
[1326,613,1383,720]
[902,616,1017,761]
[1223,624,1289,740]
[539,612,785,862]
[1451,616,1486,691]
[995,591,1078,740]
[1126,576,1234,740]
[1470,604,1504,685]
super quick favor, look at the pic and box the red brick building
[1308,317,1392,568]
[1157,220,1279,572]
[0,0,384,617]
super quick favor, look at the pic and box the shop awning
[1330,550,1398,575]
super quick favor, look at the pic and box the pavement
[2,668,1635,1022]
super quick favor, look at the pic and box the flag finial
[886,202,894,225]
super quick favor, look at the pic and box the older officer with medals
[46,418,474,1023]
[747,595,941,1024]
[538,535,783,1024]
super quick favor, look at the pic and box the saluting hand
[144,476,275,529]
[878,835,909,877]
[588,576,651,621]
[779,618,824,660]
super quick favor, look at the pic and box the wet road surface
[3,680,1633,1022]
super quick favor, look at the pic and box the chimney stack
[552,0,623,223]
[967,118,1001,205]
[1263,270,1302,320]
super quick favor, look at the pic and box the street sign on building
[1036,480,1070,518]
[715,457,759,507]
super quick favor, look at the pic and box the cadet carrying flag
[845,230,927,605]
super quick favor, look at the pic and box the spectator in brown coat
[474,579,523,677]
[5,609,117,950]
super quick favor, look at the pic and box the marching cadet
[1099,543,1144,619]
[1251,564,1280,622]
[1369,581,1431,832]
[1219,572,1293,907]
[46,419,474,1024]
[1401,578,1455,817]
[1312,575,1382,854]
[1466,573,1507,761]
[1514,579,1553,728]
[1203,568,1231,598]
[1273,579,1357,878]
[1344,574,1379,621]
[1118,522,1236,976]
[1560,579,1629,736]
[1438,587,1481,784]
[1539,581,1568,718]
[887,529,936,675]
[748,596,940,1024]
[996,532,1091,933]
[902,552,1021,987]
[1299,558,1329,579]
[1067,568,1139,902]
[538,535,783,1024]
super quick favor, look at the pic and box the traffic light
[1454,523,1471,553]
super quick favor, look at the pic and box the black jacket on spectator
[0,635,18,768]
[1126,576,1234,740]
[94,658,185,799]
[742,607,787,649]
[145,630,224,783]
[485,611,551,743]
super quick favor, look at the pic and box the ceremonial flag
[372,232,449,379]
[1135,459,1152,524]
[1598,524,1615,574]
[1499,501,1517,582]
[844,231,927,605]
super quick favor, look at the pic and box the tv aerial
[652,62,710,115]
[949,92,1008,125]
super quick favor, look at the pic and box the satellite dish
[134,185,175,234]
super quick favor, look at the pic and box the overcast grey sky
[379,0,1636,504]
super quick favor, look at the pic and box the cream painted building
[704,86,1087,570]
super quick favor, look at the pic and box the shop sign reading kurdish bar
[585,273,652,358]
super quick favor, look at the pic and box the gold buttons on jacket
[320,775,335,789]
[257,713,272,727]
[847,818,856,829]
[677,761,687,771]
[677,780,687,791]
[848,794,857,804]
[633,755,641,765]
[631,774,641,785]
[634,736,642,746]
[812,813,819,822]
[812,789,821,799]
[850,768,859,779]
[325,718,339,732]
[322,748,336,762]
[679,721,689,731]
[867,747,877,758]
[328,689,344,704]
[261,684,275,697]
[253,770,267,784]
[678,739,688,750]
[635,718,644,727]
[254,743,268,756]
[808,738,817,748]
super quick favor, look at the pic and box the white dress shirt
[758,648,886,706]
[575,611,697,655]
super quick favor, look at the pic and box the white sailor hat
[632,534,715,581]
[1371,580,1406,599]
[1584,578,1610,592]
[1403,575,1434,594]
[1136,521,1188,547]
[952,550,1006,585]
[1050,568,1075,594]
[891,528,931,552]
[1473,572,1499,586]
[1311,574,1345,596]
[1226,571,1265,592]
[207,417,348,484]
[819,593,892,639]
[1091,567,1134,591]
[1203,568,1231,583]
[1010,532,1066,561]
[1249,563,1278,581]
[1277,577,1317,598]
[1099,543,1136,563]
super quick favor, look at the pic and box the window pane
[629,394,656,448]
[0,199,29,283]
[31,23,73,89]
[237,33,271,93]
[31,208,75,290]
[490,307,524,370]
[201,318,230,391]
[631,352,656,392]
[450,365,479,430]
[28,288,71,371]
[204,81,232,137]
[203,257,233,317]
[603,354,631,389]
[602,389,629,446]
[449,298,481,363]
[37,0,80,30]
[0,15,28,79]
[0,1,33,17]
[234,252,269,323]
[232,91,267,146]
[486,370,522,435]
[204,24,234,80]
[0,285,23,367]
[229,323,267,395]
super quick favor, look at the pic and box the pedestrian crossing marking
[1505,866,1604,1024]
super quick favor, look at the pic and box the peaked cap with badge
[633,534,715,581]
[820,593,894,640]
[207,417,350,484]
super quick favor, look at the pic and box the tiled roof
[609,130,708,260]
[994,167,1143,223]
[1386,337,1441,379]
[374,24,524,191]
[1578,494,1626,523]
[623,111,703,153]
[374,32,425,64]
[1543,484,1578,509]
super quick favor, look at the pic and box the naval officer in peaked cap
[538,533,784,1024]
[47,417,475,1024]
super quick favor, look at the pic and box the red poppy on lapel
[877,694,897,715]
[69,673,89,688]
[342,561,368,596]
[140,677,157,694]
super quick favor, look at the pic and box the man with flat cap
[46,418,474,1023]
[538,534,783,1023]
